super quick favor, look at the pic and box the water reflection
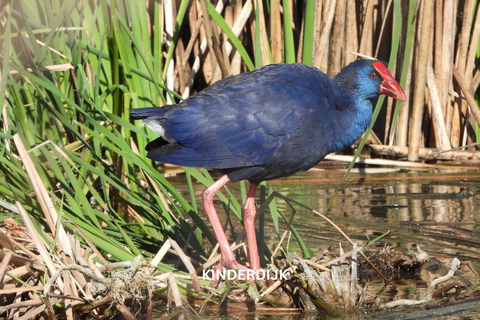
[268,169,479,226]
[166,165,480,318]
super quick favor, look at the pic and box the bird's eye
[370,72,377,79]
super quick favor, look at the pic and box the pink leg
[202,175,240,269]
[243,183,260,270]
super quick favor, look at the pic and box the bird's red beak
[373,62,406,101]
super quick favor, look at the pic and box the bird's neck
[330,86,373,152]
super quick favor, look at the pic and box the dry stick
[258,268,293,300]
[201,242,244,270]
[15,202,63,289]
[15,305,46,320]
[167,274,183,307]
[63,222,113,274]
[368,144,480,161]
[270,230,289,265]
[169,239,200,292]
[150,239,172,267]
[8,237,43,262]
[3,266,31,283]
[256,192,388,282]
[453,66,480,126]
[0,250,12,287]
[0,299,44,313]
[321,244,365,268]
[379,258,460,308]
[0,285,45,295]
[324,154,439,168]
[350,243,358,307]
[426,63,451,150]
[303,259,330,272]
[408,0,433,161]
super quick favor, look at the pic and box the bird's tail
[130,106,170,120]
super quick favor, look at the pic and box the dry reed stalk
[358,0,374,58]
[184,2,201,69]
[395,1,416,147]
[200,0,229,78]
[330,0,346,76]
[164,0,175,104]
[455,0,475,147]
[453,67,480,126]
[313,0,336,70]
[442,0,457,136]
[455,0,474,76]
[408,0,433,161]
[130,138,175,220]
[473,71,480,92]
[313,1,323,64]
[434,1,444,111]
[230,1,244,74]
[296,4,305,63]
[12,135,73,258]
[15,202,63,289]
[270,0,283,63]
[255,0,271,65]
[344,0,358,65]
[427,63,451,150]
[223,0,252,75]
[465,7,480,87]
[373,0,392,58]
[224,6,233,46]
[182,1,224,98]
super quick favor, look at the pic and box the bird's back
[132,64,344,183]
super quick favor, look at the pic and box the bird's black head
[333,59,406,103]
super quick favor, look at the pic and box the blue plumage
[131,60,402,184]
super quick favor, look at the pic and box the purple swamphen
[131,59,406,276]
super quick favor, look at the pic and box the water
[167,163,480,318]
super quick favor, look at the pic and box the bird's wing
[144,64,334,169]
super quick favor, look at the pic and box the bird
[131,59,406,278]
